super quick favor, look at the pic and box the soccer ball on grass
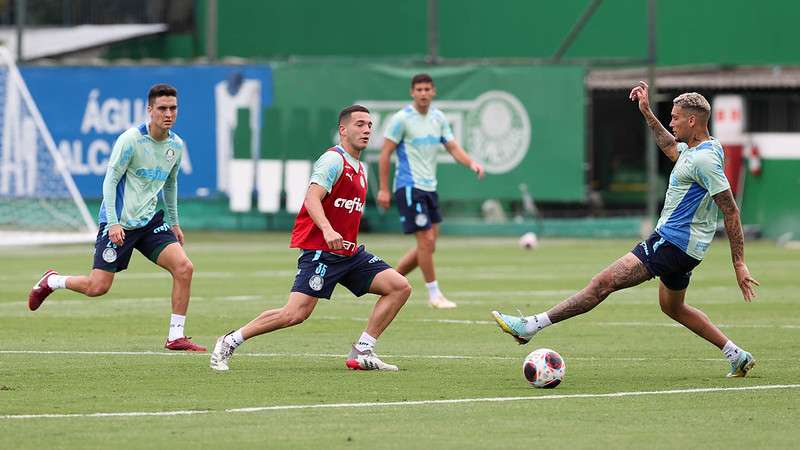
[522,348,565,388]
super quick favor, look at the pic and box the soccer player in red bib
[210,105,412,371]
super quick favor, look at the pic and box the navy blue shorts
[291,245,392,299]
[93,210,178,273]
[631,232,702,291]
[395,186,443,234]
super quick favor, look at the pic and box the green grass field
[1,232,798,449]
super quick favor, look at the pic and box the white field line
[2,384,798,420]
[0,350,785,364]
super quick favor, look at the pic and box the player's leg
[658,281,755,377]
[493,252,651,344]
[395,187,423,276]
[337,249,410,371]
[210,292,318,371]
[28,225,130,310]
[154,242,205,351]
[243,292,319,338]
[658,282,726,347]
[346,269,410,371]
[363,269,412,338]
[395,188,453,308]
[155,242,193,316]
[211,248,331,370]
[63,269,115,297]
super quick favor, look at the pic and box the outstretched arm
[444,140,484,179]
[713,189,759,301]
[629,81,679,162]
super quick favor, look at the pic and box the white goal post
[0,46,97,246]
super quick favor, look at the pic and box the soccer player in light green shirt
[378,73,485,309]
[28,84,205,352]
[492,83,760,378]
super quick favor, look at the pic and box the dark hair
[411,73,434,88]
[147,83,178,105]
[338,104,370,125]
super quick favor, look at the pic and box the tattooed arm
[713,189,759,301]
[629,81,679,161]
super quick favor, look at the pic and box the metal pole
[552,0,603,62]
[427,0,439,64]
[645,0,658,226]
[206,0,218,61]
[15,0,25,61]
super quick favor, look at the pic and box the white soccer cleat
[345,346,399,371]
[210,334,236,371]
[428,295,457,309]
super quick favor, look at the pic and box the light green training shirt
[98,123,184,230]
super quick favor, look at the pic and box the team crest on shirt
[415,213,428,227]
[360,175,366,188]
[102,248,118,263]
[165,147,176,163]
[309,275,324,291]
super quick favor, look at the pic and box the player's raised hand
[377,189,391,209]
[629,81,650,111]
[323,227,344,250]
[734,263,760,302]
[108,224,125,246]
[470,161,485,179]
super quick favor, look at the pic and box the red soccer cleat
[28,270,58,311]
[165,337,207,352]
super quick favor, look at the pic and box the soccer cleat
[28,269,58,311]
[428,295,457,309]
[165,336,207,352]
[727,351,756,378]
[491,310,535,345]
[209,334,236,371]
[345,346,399,371]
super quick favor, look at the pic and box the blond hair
[673,92,711,122]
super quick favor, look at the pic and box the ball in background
[518,231,539,250]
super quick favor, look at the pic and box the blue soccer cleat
[491,310,535,345]
[727,351,756,378]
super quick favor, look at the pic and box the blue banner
[21,65,273,198]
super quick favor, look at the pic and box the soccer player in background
[377,73,485,309]
[492,82,760,377]
[28,84,206,352]
[210,105,411,372]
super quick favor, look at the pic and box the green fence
[192,0,800,66]
[266,63,586,202]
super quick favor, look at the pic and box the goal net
[0,47,97,246]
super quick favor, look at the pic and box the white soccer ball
[518,232,539,250]
[522,348,565,388]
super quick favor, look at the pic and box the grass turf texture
[1,232,798,449]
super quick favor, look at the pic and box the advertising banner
[21,65,272,198]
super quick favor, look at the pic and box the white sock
[223,329,245,349]
[354,332,376,353]
[426,281,442,299]
[47,275,69,290]
[722,340,742,364]
[523,313,552,335]
[168,314,186,341]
